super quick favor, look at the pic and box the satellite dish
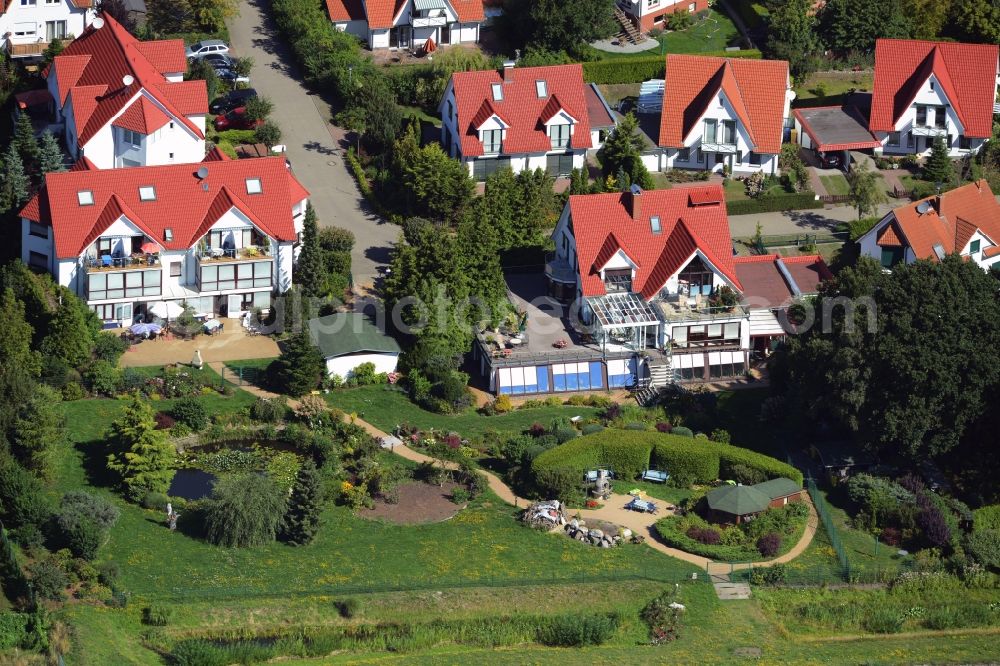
[122,74,134,87]
[916,201,931,214]
[92,16,105,29]
[196,166,209,180]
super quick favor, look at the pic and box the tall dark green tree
[106,395,176,501]
[776,255,1000,461]
[295,203,328,297]
[499,0,616,54]
[10,385,65,479]
[272,331,325,396]
[597,113,654,190]
[951,0,1000,43]
[818,0,911,54]
[37,131,65,176]
[767,0,821,78]
[0,289,42,451]
[1,144,30,211]
[280,459,322,545]
[923,135,955,186]
[392,123,474,222]
[41,295,94,368]
[12,110,39,170]
[355,75,402,156]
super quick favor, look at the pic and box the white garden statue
[192,349,204,370]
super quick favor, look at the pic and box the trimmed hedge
[727,192,823,215]
[531,430,802,486]
[582,50,762,84]
[655,519,753,560]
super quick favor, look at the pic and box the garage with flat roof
[793,106,881,153]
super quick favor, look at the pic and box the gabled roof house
[858,180,1000,271]
[441,62,613,180]
[656,54,794,176]
[20,154,309,326]
[326,0,483,51]
[1,0,95,60]
[44,13,207,169]
[526,184,830,389]
[870,39,999,157]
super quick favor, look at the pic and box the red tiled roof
[111,96,171,134]
[871,39,998,138]
[325,0,365,21]
[67,0,93,7]
[584,83,615,129]
[452,64,592,157]
[469,98,505,130]
[568,186,740,298]
[877,223,903,247]
[134,40,188,74]
[985,245,1000,259]
[20,157,309,259]
[48,14,205,145]
[886,180,1000,260]
[362,0,407,29]
[659,55,789,154]
[449,0,484,22]
[203,146,231,161]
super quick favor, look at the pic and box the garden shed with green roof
[307,313,401,380]
[704,477,802,524]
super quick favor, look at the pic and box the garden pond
[169,440,304,500]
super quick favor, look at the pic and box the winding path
[212,362,817,571]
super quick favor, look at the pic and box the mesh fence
[807,478,851,581]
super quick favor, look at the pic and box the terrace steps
[613,6,645,44]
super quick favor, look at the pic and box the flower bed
[654,502,810,561]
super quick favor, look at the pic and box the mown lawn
[820,173,850,196]
[324,385,601,439]
[793,71,874,108]
[595,7,741,59]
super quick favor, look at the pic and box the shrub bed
[656,502,809,561]
[531,430,802,486]
[727,192,822,215]
[582,50,762,84]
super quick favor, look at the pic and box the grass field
[324,385,601,439]
[820,173,850,196]
[595,7,741,59]
[793,71,874,108]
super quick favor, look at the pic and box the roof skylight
[77,190,94,206]
[139,185,156,201]
[491,83,503,101]
[245,178,262,195]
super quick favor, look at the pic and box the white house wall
[0,0,95,54]
[369,28,390,49]
[325,352,399,379]
[878,74,982,157]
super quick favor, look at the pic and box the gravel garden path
[212,363,818,571]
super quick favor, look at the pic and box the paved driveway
[227,0,398,292]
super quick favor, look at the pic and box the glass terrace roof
[587,292,660,328]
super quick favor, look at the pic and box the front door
[440,23,451,44]
[389,27,398,48]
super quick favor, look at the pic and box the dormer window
[77,190,94,206]
[650,216,661,234]
[245,178,262,194]
[491,83,503,101]
[482,128,502,154]
[139,186,156,201]
[550,123,570,150]
[535,80,547,98]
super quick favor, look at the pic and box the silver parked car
[185,39,230,59]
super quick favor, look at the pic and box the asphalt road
[226,0,398,292]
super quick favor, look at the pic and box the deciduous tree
[205,474,286,547]
[818,0,911,54]
[846,160,887,219]
[766,0,821,78]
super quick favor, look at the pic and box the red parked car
[213,107,263,131]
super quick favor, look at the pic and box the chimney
[501,60,515,81]
[627,183,642,220]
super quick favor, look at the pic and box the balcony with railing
[196,245,271,264]
[651,292,748,322]
[6,36,73,59]
[85,266,161,302]
[84,253,162,272]
[197,259,273,293]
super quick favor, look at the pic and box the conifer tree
[106,395,176,501]
[272,331,324,396]
[294,203,327,297]
[41,297,93,368]
[280,459,322,545]
[12,110,39,168]
[923,135,954,186]
[38,131,65,175]
[1,144,29,211]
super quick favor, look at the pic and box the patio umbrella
[130,323,152,336]
[149,301,184,320]
[140,241,160,254]
[424,37,436,54]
